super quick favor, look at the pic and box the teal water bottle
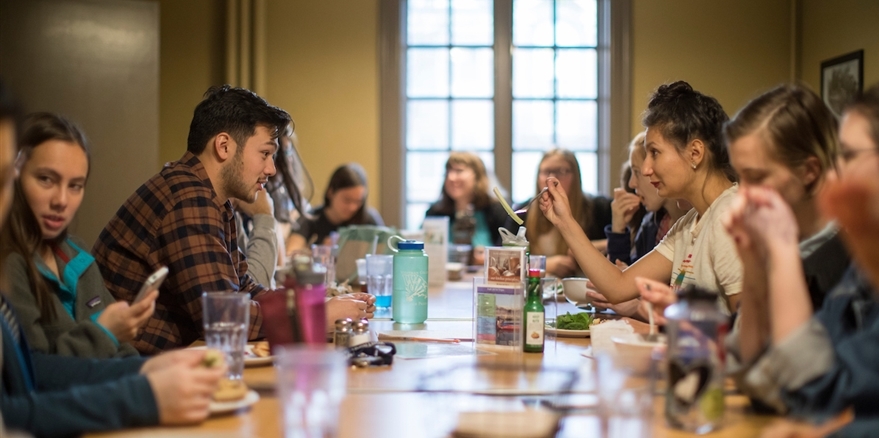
[388,237,429,323]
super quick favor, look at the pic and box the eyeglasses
[839,148,879,163]
[538,167,572,178]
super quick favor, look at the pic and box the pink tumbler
[294,271,327,345]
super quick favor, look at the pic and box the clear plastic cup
[276,346,348,438]
[366,254,394,309]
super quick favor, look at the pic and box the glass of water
[276,346,348,438]
[366,254,393,309]
[202,292,250,380]
[311,244,336,286]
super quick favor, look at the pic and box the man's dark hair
[187,85,292,154]
[642,81,735,181]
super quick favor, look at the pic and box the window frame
[380,0,632,228]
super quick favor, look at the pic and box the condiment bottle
[349,320,371,348]
[523,268,545,353]
[333,318,353,349]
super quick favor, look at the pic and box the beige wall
[1,0,159,245]
[798,0,879,93]
[263,0,381,214]
[627,0,793,160]
[158,0,226,167]
[156,1,878,215]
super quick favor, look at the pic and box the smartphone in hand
[133,266,168,304]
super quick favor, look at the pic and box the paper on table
[395,342,492,360]
[378,329,474,342]
[454,409,559,438]
[589,319,634,356]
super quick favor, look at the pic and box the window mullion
[494,0,513,194]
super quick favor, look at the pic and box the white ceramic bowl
[561,277,591,306]
[611,333,666,375]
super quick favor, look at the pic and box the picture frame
[483,246,526,285]
[821,49,864,117]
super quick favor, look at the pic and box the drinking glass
[594,352,656,438]
[529,254,546,277]
[202,292,250,380]
[366,254,394,309]
[311,244,335,286]
[541,277,559,338]
[276,346,348,438]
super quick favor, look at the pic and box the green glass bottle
[523,268,545,353]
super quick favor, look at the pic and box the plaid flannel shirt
[93,152,266,355]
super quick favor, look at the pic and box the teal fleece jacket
[4,236,138,358]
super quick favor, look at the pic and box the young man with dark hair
[93,85,372,354]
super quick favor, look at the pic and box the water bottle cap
[397,240,424,250]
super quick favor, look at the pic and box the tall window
[402,0,601,229]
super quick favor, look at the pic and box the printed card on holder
[484,246,526,285]
[474,281,524,349]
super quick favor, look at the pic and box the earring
[691,161,697,169]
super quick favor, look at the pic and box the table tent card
[472,275,524,352]
[422,216,449,287]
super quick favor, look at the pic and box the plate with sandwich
[244,341,273,366]
[200,350,260,414]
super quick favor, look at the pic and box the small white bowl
[611,333,666,375]
[561,277,592,306]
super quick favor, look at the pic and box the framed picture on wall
[821,50,864,117]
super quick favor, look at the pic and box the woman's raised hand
[610,188,642,233]
[820,172,879,288]
[537,177,573,226]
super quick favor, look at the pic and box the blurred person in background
[517,148,612,278]
[288,162,383,254]
[425,152,508,265]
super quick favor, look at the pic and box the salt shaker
[333,318,353,349]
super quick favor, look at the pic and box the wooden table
[88,280,775,437]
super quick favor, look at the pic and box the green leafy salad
[548,312,594,330]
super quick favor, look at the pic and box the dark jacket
[1,297,157,437]
[604,209,666,265]
[780,266,879,437]
[5,236,139,358]
[294,204,384,246]
[425,201,509,246]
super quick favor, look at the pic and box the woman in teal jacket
[0,113,155,358]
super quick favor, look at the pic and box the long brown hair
[724,84,838,195]
[324,163,371,224]
[0,112,90,322]
[525,149,593,255]
[433,151,496,215]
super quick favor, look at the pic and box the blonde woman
[522,149,611,278]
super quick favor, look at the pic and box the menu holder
[472,276,524,352]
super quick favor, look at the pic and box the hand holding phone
[134,266,168,304]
